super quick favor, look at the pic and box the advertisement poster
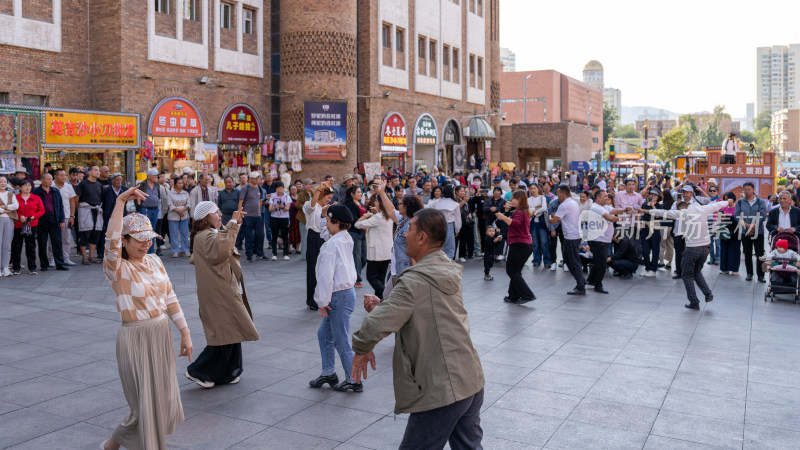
[304,101,347,160]
[202,143,219,172]
[43,111,139,148]
[363,162,381,181]
[381,113,407,153]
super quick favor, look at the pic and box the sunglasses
[709,189,717,192]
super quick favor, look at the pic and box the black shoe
[309,374,339,388]
[705,294,714,302]
[567,289,586,296]
[758,277,766,283]
[56,266,69,271]
[332,381,363,392]
[503,296,517,303]
[684,302,700,310]
[594,287,609,294]
[40,267,48,272]
[513,296,536,304]
[246,257,253,263]
[658,263,665,268]
[307,304,319,311]
[672,274,681,279]
[746,274,753,281]
[620,273,632,280]
[612,271,621,277]
[708,261,717,266]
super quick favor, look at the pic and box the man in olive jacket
[352,209,485,449]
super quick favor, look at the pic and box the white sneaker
[1,268,10,277]
[185,370,214,388]
[63,259,76,266]
[229,376,240,384]
[48,259,56,268]
[641,270,655,277]
[563,265,570,272]
[558,261,564,267]
[550,264,557,271]
[496,255,504,261]
[289,246,295,253]
[458,257,467,263]
[271,256,277,261]
[283,255,290,261]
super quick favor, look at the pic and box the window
[418,36,426,59]
[477,56,483,87]
[221,3,232,29]
[395,28,404,52]
[443,44,450,66]
[469,54,475,74]
[477,0,483,17]
[183,0,196,20]
[23,94,47,106]
[0,92,8,103]
[452,48,459,83]
[243,9,253,34]
[429,40,436,62]
[592,138,599,144]
[155,0,169,14]
[382,23,391,48]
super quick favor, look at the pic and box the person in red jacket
[11,180,45,275]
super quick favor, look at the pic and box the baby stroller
[764,232,800,303]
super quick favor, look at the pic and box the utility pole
[523,74,532,123]
[643,119,649,186]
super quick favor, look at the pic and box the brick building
[1,0,499,182]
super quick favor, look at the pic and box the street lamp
[644,119,649,182]
[524,74,532,123]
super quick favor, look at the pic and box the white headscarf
[193,201,219,220]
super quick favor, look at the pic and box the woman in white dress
[426,184,462,259]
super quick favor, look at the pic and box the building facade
[603,87,621,116]
[500,46,515,72]
[582,60,603,90]
[771,108,800,160]
[756,44,800,115]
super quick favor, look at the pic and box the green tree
[655,126,689,163]
[603,102,618,145]
[676,114,699,150]
[754,110,772,131]
[696,105,729,149]
[614,123,640,139]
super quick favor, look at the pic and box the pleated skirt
[113,314,184,450]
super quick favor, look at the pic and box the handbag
[20,221,33,237]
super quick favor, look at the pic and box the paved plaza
[0,255,799,449]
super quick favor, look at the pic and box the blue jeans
[530,219,551,265]
[709,237,720,263]
[262,210,272,244]
[140,207,160,254]
[242,216,265,258]
[317,288,356,381]
[168,219,190,253]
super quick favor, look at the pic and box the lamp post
[644,119,649,184]
[523,74,532,123]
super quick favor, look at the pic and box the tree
[614,123,640,139]
[603,102,618,146]
[754,110,772,131]
[655,126,689,163]
[676,114,699,150]
[696,105,729,149]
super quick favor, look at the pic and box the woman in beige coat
[184,201,259,388]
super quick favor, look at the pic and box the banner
[16,114,40,155]
[148,97,203,137]
[304,101,347,160]
[43,110,139,148]
[381,113,407,153]
[363,162,381,182]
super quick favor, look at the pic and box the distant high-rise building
[603,88,622,116]
[500,47,516,72]
[771,108,800,159]
[756,44,800,115]
[745,103,755,131]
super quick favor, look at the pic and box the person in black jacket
[99,173,128,260]
[32,173,68,271]
[608,235,638,279]
[766,191,800,240]
[455,186,474,262]
[343,184,366,287]
[468,186,486,255]
[483,226,502,280]
[483,188,506,259]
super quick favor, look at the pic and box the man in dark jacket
[766,191,800,240]
[99,173,129,259]
[608,235,638,279]
[32,173,68,271]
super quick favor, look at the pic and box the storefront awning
[464,118,496,139]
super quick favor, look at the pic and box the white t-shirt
[56,182,76,219]
[589,203,614,243]
[269,192,292,219]
[556,197,581,240]
[528,195,548,222]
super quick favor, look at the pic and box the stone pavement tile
[0,365,37,388]
[252,348,321,372]
[83,406,129,430]
[623,337,687,358]
[678,357,748,382]
[592,311,649,327]
[479,347,550,370]
[747,381,800,408]
[25,329,99,351]
[167,411,267,449]
[479,436,541,449]
[262,373,338,403]
[517,369,597,397]
[544,307,601,323]
[744,423,800,449]
[345,415,408,449]
[275,403,383,442]
[494,386,581,419]
[322,373,397,416]
[580,322,640,338]
[543,420,648,449]
[515,325,579,343]
[332,444,370,450]
[0,399,22,415]
[481,361,533,385]
[480,407,561,446]
[651,409,744,449]
[178,382,253,412]
[643,435,725,449]
[745,400,800,431]
[682,346,750,366]
[554,343,620,362]
[70,339,119,361]
[0,342,57,364]
[586,378,669,409]
[0,304,44,319]
[670,372,747,400]
[480,381,513,411]
[30,387,126,421]
[567,398,659,434]
[11,309,78,324]
[53,360,121,386]
[689,333,751,353]
[8,421,111,449]
[600,363,676,388]
[228,427,340,449]
[0,408,77,448]
[747,366,800,390]
[661,388,746,423]
[536,356,610,379]
[211,391,315,426]
[496,336,563,355]
[9,350,97,375]
[613,349,683,371]
[0,375,89,406]
[532,317,590,332]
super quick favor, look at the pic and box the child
[578,240,593,273]
[309,205,362,393]
[483,226,503,280]
[760,238,800,279]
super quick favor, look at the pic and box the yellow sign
[43,111,139,148]
[615,153,642,160]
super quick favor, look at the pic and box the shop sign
[304,101,347,160]
[219,104,262,144]
[381,113,407,153]
[148,97,204,137]
[443,120,460,145]
[414,114,437,145]
[42,110,139,148]
[708,164,772,177]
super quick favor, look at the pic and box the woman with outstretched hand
[101,188,193,450]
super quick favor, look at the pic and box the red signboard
[148,97,204,137]
[381,113,407,153]
[219,104,262,144]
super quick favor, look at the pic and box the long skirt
[443,222,456,259]
[113,314,184,450]
[186,343,243,385]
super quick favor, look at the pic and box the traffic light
[609,144,615,162]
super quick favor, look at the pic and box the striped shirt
[103,230,188,330]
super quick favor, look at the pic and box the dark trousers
[366,260,390,297]
[37,214,65,268]
[682,246,712,305]
[242,216,264,258]
[640,228,661,272]
[563,238,585,290]
[549,226,566,264]
[588,241,609,288]
[673,234,686,276]
[506,243,534,300]
[720,238,741,273]
[741,234,765,278]
[306,230,324,308]
[609,258,637,276]
[483,251,494,275]
[457,222,474,259]
[399,388,484,450]
[270,217,290,257]
[11,226,38,271]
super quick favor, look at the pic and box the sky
[499,0,800,119]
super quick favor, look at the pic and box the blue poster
[304,101,347,160]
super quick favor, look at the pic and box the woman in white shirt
[167,178,191,257]
[528,183,551,267]
[578,191,594,212]
[354,193,394,296]
[0,176,20,277]
[426,184,462,258]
